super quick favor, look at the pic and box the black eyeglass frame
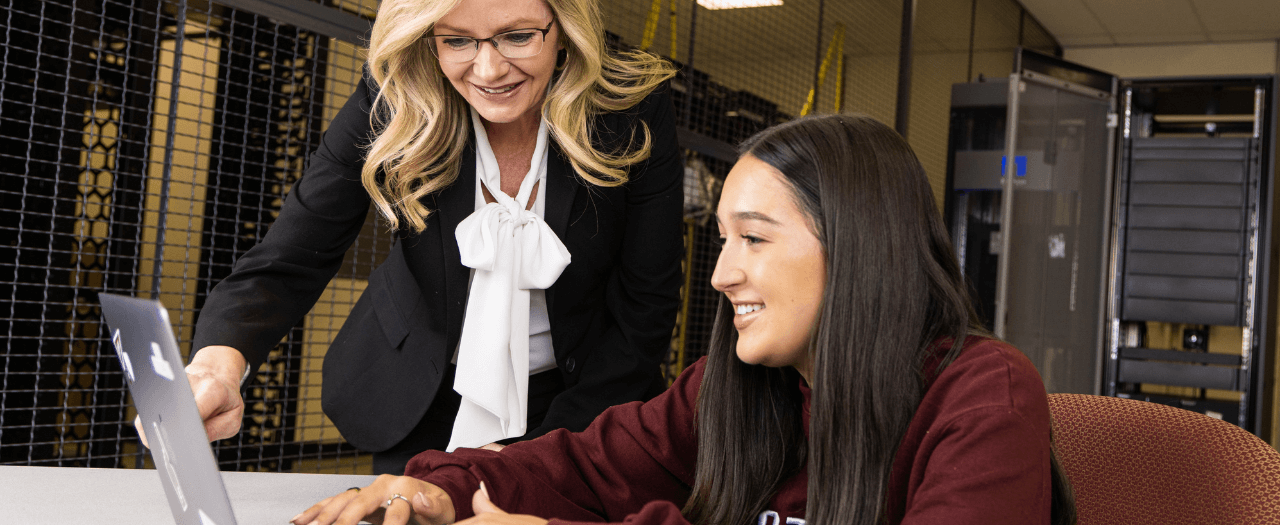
[428,21,556,62]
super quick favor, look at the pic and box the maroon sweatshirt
[406,337,1052,524]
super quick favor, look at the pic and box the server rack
[945,49,1118,396]
[1106,77,1276,436]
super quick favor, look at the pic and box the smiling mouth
[476,82,520,94]
[735,304,764,315]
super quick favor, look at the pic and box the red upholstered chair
[1047,394,1280,524]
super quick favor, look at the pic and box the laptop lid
[99,292,239,525]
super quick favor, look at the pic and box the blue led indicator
[1001,155,1028,177]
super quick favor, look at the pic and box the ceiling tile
[1084,0,1206,37]
[1191,0,1280,33]
[1018,0,1108,40]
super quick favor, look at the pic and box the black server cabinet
[1106,77,1276,436]
[945,49,1118,396]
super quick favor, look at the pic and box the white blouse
[447,108,570,451]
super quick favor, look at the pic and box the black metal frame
[214,0,371,43]
[894,0,915,138]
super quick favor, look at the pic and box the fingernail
[480,481,490,500]
[414,492,430,509]
[288,514,300,524]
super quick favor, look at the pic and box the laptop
[99,292,239,525]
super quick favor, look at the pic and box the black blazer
[193,73,685,452]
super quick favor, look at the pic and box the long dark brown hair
[681,115,1075,525]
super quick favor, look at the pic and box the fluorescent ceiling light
[697,0,784,9]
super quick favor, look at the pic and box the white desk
[0,465,377,524]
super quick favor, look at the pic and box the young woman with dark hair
[293,114,1075,525]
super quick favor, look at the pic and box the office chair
[1048,393,1280,524]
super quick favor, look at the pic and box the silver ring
[384,493,410,508]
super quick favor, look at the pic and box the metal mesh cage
[0,0,380,471]
[907,0,1060,204]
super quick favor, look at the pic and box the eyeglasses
[429,22,554,63]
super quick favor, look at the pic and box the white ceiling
[1018,0,1280,47]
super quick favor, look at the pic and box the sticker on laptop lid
[151,341,175,381]
[111,328,136,382]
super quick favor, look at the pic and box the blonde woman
[175,0,681,475]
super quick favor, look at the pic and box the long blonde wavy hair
[363,0,677,232]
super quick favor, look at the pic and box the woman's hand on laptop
[291,475,454,525]
[134,345,247,447]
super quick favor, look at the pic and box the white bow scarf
[447,108,571,451]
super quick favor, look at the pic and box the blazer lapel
[544,142,578,239]
[543,142,579,314]
[437,142,477,348]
